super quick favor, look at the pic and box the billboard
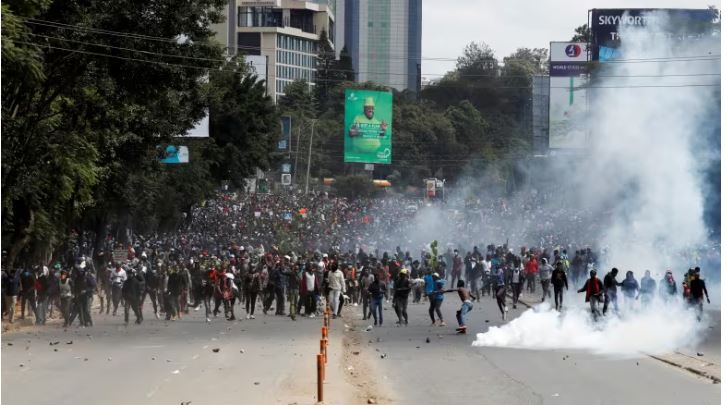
[279,116,291,151]
[343,89,392,164]
[159,145,190,164]
[590,9,716,61]
[549,42,588,149]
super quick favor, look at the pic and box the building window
[238,7,282,28]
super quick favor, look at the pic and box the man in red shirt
[525,255,539,294]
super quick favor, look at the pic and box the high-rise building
[212,0,335,101]
[344,0,422,93]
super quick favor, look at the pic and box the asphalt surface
[2,291,720,405]
[1,302,356,405]
[341,291,720,405]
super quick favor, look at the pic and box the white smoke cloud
[471,11,720,356]
[472,299,708,357]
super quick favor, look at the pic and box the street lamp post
[304,119,317,195]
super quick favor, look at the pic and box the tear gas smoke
[471,12,720,356]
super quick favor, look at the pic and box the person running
[639,270,657,307]
[428,273,446,326]
[244,267,261,320]
[359,267,374,320]
[451,280,474,334]
[59,270,73,327]
[689,268,710,321]
[658,270,678,302]
[393,268,411,326]
[510,258,523,309]
[368,273,386,327]
[493,265,508,321]
[550,261,568,311]
[603,268,622,315]
[525,255,538,294]
[109,264,127,316]
[621,271,639,312]
[578,269,604,320]
[538,258,553,303]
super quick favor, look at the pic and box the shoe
[332,314,337,319]
[228,316,236,321]
[206,317,211,323]
[250,315,255,319]
[155,312,160,320]
[513,305,517,309]
[505,306,509,312]
[308,314,315,318]
[439,321,446,327]
[246,315,251,320]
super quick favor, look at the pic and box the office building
[213,0,335,101]
[344,0,422,92]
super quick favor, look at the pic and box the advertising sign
[279,116,291,151]
[590,9,715,61]
[281,173,292,185]
[159,145,190,164]
[549,42,588,149]
[343,89,392,164]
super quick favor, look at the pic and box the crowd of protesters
[1,190,719,333]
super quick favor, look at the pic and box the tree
[2,0,228,266]
[335,46,355,82]
[208,63,279,188]
[314,29,336,112]
[333,175,377,199]
[455,41,499,78]
[571,24,591,42]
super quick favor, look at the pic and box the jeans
[553,286,564,310]
[589,295,601,319]
[456,301,473,327]
[526,273,536,293]
[60,296,72,326]
[35,295,48,325]
[393,296,409,324]
[511,282,522,307]
[20,290,36,319]
[275,287,285,315]
[428,296,443,323]
[111,285,123,315]
[469,279,480,301]
[604,289,618,314]
[541,280,551,301]
[361,292,371,319]
[370,296,383,325]
[245,291,258,315]
[329,289,341,316]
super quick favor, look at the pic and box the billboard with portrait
[343,89,392,164]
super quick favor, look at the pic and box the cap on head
[399,268,408,275]
[364,97,375,107]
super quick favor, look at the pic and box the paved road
[2,292,719,405]
[2,304,356,405]
[341,292,720,405]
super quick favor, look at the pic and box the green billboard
[343,89,392,164]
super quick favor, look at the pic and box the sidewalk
[510,289,721,383]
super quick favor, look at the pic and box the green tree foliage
[208,64,279,188]
[0,0,282,266]
[571,24,591,42]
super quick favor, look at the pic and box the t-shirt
[433,279,446,301]
[305,272,316,292]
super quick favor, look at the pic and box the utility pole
[305,119,317,195]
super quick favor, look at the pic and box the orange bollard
[320,339,326,363]
[322,326,328,339]
[317,353,324,401]
[323,338,328,363]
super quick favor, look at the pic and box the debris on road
[49,341,59,346]
[212,348,220,353]
[425,337,430,343]
[172,370,180,374]
[697,352,704,356]
[368,398,378,404]
[66,341,73,345]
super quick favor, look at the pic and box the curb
[505,294,721,384]
[647,352,721,384]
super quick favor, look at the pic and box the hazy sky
[421,0,720,78]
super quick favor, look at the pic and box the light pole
[304,118,317,194]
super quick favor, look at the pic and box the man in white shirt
[327,263,345,319]
[109,264,127,316]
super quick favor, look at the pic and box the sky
[421,0,721,78]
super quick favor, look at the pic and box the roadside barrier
[317,307,332,403]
